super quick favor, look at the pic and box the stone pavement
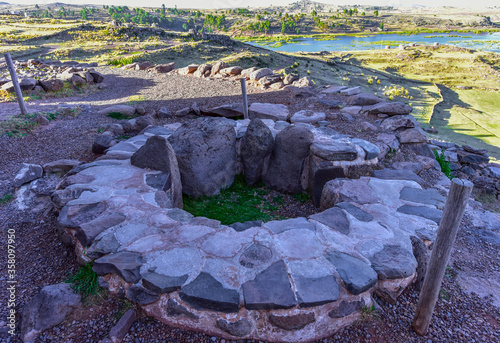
[55,119,445,342]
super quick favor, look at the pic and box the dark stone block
[167,299,199,319]
[242,261,297,310]
[397,204,443,224]
[146,172,171,191]
[310,142,358,161]
[58,202,107,228]
[293,275,339,307]
[75,212,126,246]
[328,299,365,318]
[337,202,373,222]
[230,220,263,232]
[269,312,315,330]
[372,169,424,186]
[216,318,252,337]
[131,136,172,173]
[326,252,377,295]
[179,272,240,313]
[309,207,350,235]
[369,244,417,280]
[399,187,446,208]
[126,284,159,304]
[93,252,143,284]
[309,155,346,207]
[142,272,188,294]
[86,233,121,259]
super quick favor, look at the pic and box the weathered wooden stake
[4,52,28,116]
[412,178,473,336]
[240,77,248,119]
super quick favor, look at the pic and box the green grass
[107,112,134,120]
[0,113,39,137]
[108,56,135,67]
[65,262,99,297]
[183,175,284,225]
[433,148,453,179]
[0,194,13,205]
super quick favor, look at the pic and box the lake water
[246,32,500,53]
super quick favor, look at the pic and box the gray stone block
[326,252,377,295]
[142,272,188,294]
[397,204,443,224]
[216,318,252,337]
[269,312,315,330]
[336,202,373,222]
[179,272,240,313]
[309,207,350,235]
[369,244,418,280]
[93,252,143,284]
[293,275,340,307]
[242,261,297,310]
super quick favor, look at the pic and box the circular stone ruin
[54,117,443,342]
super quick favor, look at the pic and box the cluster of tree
[244,20,271,34]
[80,7,94,20]
[203,14,226,32]
[280,13,302,34]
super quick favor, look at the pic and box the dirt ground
[0,66,499,343]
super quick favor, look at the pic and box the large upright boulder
[168,118,236,197]
[19,283,81,342]
[131,136,183,209]
[264,125,314,193]
[241,119,274,185]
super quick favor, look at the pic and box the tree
[374,10,379,17]
[380,22,384,30]
[35,4,39,9]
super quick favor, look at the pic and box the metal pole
[412,178,473,335]
[4,52,28,116]
[240,77,248,119]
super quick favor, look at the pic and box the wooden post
[4,52,28,116]
[412,178,473,335]
[240,77,248,119]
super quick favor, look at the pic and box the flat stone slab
[93,252,143,284]
[293,275,340,307]
[179,272,240,313]
[248,103,289,121]
[290,110,326,124]
[372,169,424,185]
[329,299,365,318]
[265,217,316,234]
[13,163,43,187]
[340,86,362,96]
[309,207,350,235]
[336,202,373,222]
[310,142,358,161]
[399,187,446,208]
[369,244,417,280]
[142,272,188,294]
[326,252,378,295]
[239,244,273,268]
[269,312,315,331]
[397,204,443,224]
[216,318,252,337]
[242,261,297,310]
[351,138,380,160]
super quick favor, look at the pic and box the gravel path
[0,67,499,343]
